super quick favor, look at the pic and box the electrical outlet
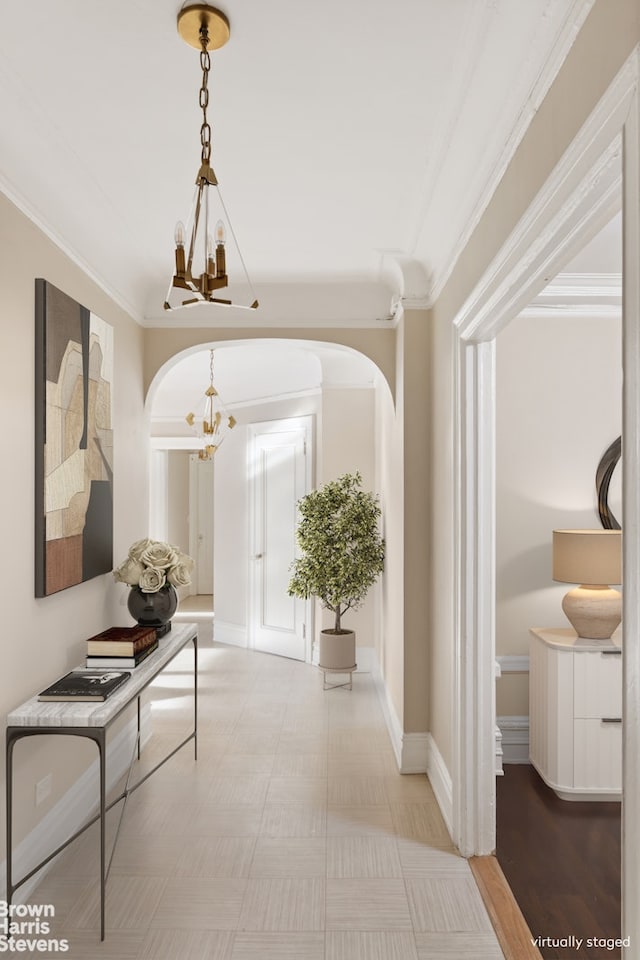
[35,773,52,806]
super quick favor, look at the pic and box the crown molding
[0,174,143,324]
[428,0,597,308]
[142,309,396,330]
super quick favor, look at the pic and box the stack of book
[86,625,158,669]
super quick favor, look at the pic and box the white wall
[496,312,622,716]
[213,420,249,636]
[166,451,191,555]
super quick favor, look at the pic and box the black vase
[127,584,178,627]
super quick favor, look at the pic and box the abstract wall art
[35,279,114,596]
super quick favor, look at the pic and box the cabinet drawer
[574,718,622,790]
[573,649,621,719]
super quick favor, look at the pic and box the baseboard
[497,715,530,764]
[401,732,430,774]
[0,713,146,902]
[368,648,431,773]
[496,724,504,776]
[497,655,529,673]
[426,733,453,837]
[370,653,403,770]
[213,620,247,647]
[354,645,376,673]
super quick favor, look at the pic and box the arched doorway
[146,338,395,668]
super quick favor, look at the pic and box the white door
[249,418,312,661]
[189,456,214,595]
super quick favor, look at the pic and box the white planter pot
[318,629,356,670]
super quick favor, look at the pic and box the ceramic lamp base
[562,584,622,640]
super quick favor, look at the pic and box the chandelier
[186,349,236,459]
[165,4,259,311]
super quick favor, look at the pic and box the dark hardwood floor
[496,764,622,960]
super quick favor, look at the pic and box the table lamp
[552,529,622,640]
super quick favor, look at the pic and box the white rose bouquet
[113,539,195,593]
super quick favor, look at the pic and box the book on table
[86,640,159,670]
[38,670,131,702]
[86,625,157,657]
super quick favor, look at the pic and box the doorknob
[252,553,263,560]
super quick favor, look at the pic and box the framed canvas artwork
[35,279,114,596]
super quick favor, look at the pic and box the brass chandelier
[165,4,258,311]
[186,349,236,459]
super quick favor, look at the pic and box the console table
[5,621,198,940]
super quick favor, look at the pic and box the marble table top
[7,622,197,729]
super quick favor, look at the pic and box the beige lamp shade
[553,529,622,586]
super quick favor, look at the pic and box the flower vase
[127,583,178,635]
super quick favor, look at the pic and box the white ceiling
[0,0,596,326]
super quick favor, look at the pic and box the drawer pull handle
[601,649,622,655]
[601,717,622,723]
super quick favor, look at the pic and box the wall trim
[354,645,376,673]
[368,648,451,840]
[497,715,530,764]
[213,620,247,647]
[428,0,597,308]
[370,652,403,771]
[426,734,453,837]
[497,655,530,673]
[400,733,430,775]
[0,714,147,902]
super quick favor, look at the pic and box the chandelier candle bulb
[174,220,187,276]
[215,219,226,276]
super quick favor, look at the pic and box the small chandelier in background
[165,3,259,311]
[186,349,237,459]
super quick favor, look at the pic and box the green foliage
[288,472,385,633]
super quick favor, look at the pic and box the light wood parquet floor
[27,622,505,959]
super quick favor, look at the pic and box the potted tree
[288,472,385,672]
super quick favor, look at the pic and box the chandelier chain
[199,26,212,164]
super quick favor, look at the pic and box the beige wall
[213,419,250,632]
[0,194,145,859]
[429,0,639,771]
[427,311,454,765]
[319,388,378,644]
[376,360,405,726]
[496,312,622,716]
[401,310,430,734]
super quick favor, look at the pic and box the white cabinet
[529,627,621,801]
